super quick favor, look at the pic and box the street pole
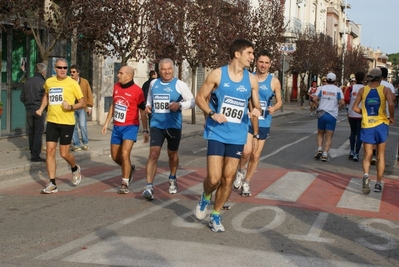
[341,0,348,86]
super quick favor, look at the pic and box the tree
[343,46,369,81]
[76,0,150,66]
[289,30,340,84]
[248,0,285,72]
[4,0,77,63]
[146,0,253,123]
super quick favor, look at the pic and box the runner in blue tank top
[233,50,283,197]
[194,39,261,232]
[142,58,195,200]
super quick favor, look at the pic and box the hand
[251,108,261,117]
[101,124,108,135]
[145,106,152,114]
[389,117,395,125]
[267,106,275,115]
[169,102,180,112]
[143,132,149,143]
[210,113,228,124]
[87,108,92,115]
[36,109,43,116]
[62,101,70,110]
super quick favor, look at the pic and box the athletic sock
[169,174,176,180]
[211,210,220,216]
[203,192,211,200]
[71,165,78,172]
[50,179,56,185]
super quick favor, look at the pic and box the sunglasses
[55,66,68,69]
[70,71,77,73]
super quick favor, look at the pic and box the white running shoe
[72,165,81,185]
[241,183,251,197]
[209,214,225,232]
[142,185,154,200]
[233,170,245,189]
[194,193,210,220]
[42,183,58,194]
[169,179,178,194]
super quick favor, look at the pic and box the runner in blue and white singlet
[204,65,252,145]
[194,39,261,233]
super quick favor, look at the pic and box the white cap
[326,73,336,82]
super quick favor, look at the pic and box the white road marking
[337,178,383,212]
[329,139,350,158]
[356,219,399,250]
[61,236,383,267]
[35,199,179,260]
[260,135,312,160]
[256,171,317,202]
[289,212,335,243]
[232,206,286,234]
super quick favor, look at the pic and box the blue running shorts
[360,123,389,144]
[111,125,139,145]
[207,140,244,159]
[317,112,337,131]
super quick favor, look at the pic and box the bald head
[118,66,135,85]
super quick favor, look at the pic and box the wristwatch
[253,134,260,139]
[179,102,182,109]
[208,111,215,117]
[70,105,73,111]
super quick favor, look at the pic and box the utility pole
[341,0,348,86]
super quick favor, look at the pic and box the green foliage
[388,53,399,65]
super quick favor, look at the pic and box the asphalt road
[1,110,399,267]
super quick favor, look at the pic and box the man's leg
[234,133,252,189]
[361,143,373,194]
[26,112,34,155]
[78,109,89,146]
[72,111,81,148]
[241,139,266,196]
[46,141,58,179]
[323,130,334,154]
[32,113,45,159]
[376,142,387,183]
[146,146,162,184]
[213,156,240,212]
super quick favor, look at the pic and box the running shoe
[169,179,178,194]
[194,193,210,220]
[142,185,154,200]
[128,164,136,185]
[72,165,81,185]
[374,183,382,193]
[118,183,129,194]
[371,156,377,165]
[71,146,81,151]
[348,151,354,159]
[241,183,251,197]
[314,150,323,159]
[209,214,225,232]
[41,182,58,194]
[321,155,329,162]
[233,170,245,189]
[353,153,359,162]
[82,145,89,151]
[362,175,370,195]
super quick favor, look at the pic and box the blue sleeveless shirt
[251,73,274,128]
[150,78,183,129]
[204,65,252,145]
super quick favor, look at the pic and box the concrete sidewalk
[0,102,302,177]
